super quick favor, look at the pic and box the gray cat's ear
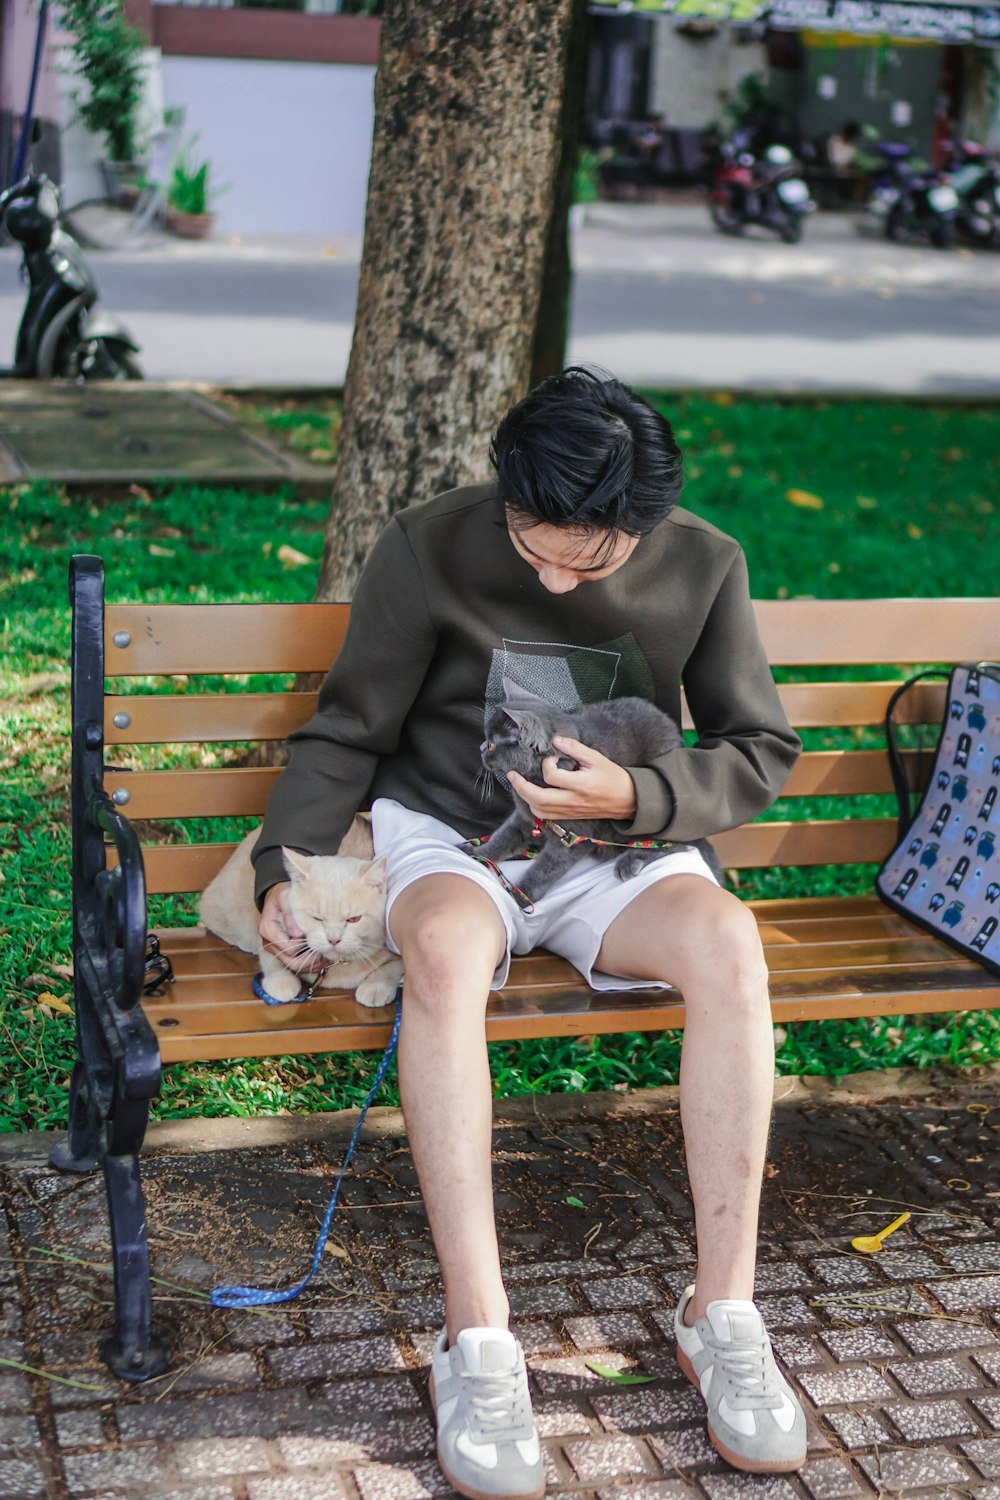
[281,847,312,883]
[364,855,388,894]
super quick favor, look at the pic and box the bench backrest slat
[98,594,997,897]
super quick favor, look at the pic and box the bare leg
[388,875,510,1341]
[596,875,774,1320]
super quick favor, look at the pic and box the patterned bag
[875,662,1000,976]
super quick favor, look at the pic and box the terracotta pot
[167,209,215,240]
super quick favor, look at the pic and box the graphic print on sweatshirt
[485,632,656,719]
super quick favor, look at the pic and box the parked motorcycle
[0,173,142,379]
[865,143,958,249]
[943,140,1000,249]
[710,139,815,242]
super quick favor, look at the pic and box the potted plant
[167,141,220,239]
[62,0,148,202]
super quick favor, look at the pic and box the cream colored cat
[199,818,402,1006]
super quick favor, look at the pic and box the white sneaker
[674,1285,807,1473]
[429,1327,545,1500]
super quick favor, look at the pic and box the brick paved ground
[1,1071,999,1500]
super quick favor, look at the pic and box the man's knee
[683,888,768,1000]
[390,875,508,981]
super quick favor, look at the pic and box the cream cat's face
[281,850,388,963]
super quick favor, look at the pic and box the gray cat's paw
[457,840,479,858]
[615,849,661,881]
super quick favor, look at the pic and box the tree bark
[316,0,587,604]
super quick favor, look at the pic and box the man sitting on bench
[254,368,805,1497]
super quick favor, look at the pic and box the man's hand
[258,882,326,974]
[507,736,637,824]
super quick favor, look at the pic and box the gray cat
[461,696,723,904]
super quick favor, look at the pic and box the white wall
[649,17,767,129]
[160,55,376,237]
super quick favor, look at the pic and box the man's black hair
[490,368,683,549]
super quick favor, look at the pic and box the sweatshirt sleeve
[621,548,801,840]
[252,517,437,905]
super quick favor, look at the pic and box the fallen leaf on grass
[584,1362,656,1385]
[277,544,314,569]
[785,488,824,511]
[35,991,74,1017]
[149,544,176,558]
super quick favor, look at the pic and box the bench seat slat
[141,902,1000,1064]
[104,681,951,746]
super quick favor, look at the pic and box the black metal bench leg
[48,1060,103,1174]
[100,1141,169,1382]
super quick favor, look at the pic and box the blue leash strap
[210,991,403,1309]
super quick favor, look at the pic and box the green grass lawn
[2,392,998,1133]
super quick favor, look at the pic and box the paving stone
[63,1445,168,1490]
[873,1249,944,1280]
[534,1405,594,1438]
[0,1376,31,1415]
[943,1245,1000,1274]
[141,1489,235,1500]
[930,1276,1000,1313]
[911,1213,991,1241]
[582,1277,664,1312]
[591,1385,705,1432]
[890,1355,984,1397]
[799,1457,865,1500]
[507,1283,579,1318]
[857,1447,972,1490]
[505,1258,607,1283]
[700,1475,800,1500]
[223,1311,300,1347]
[276,1416,434,1466]
[823,1409,894,1450]
[352,1458,453,1500]
[810,1257,877,1287]
[976,1350,1000,1383]
[753,1262,813,1294]
[267,1336,407,1381]
[818,1327,896,1362]
[0,1413,39,1447]
[0,1457,46,1499]
[770,1332,826,1370]
[597,1484,691,1500]
[247,1478,350,1500]
[647,1425,719,1469]
[896,1318,998,1355]
[974,1393,1000,1430]
[753,1296,819,1329]
[564,1434,653,1482]
[116,1389,327,1442]
[565,1312,655,1350]
[961,1438,1000,1478]
[515,1321,564,1355]
[531,1351,634,1394]
[318,1375,422,1415]
[388,1295,445,1329]
[884,1398,981,1439]
[168,1352,261,1393]
[53,1407,106,1446]
[798,1366,894,1407]
[174,1437,276,1477]
[303,1304,391,1338]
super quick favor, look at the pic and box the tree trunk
[316,0,587,604]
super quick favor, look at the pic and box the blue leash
[210,985,402,1310]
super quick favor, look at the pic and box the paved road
[2,205,998,391]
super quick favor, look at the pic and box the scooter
[865,143,958,249]
[710,139,815,243]
[943,140,1000,249]
[0,173,142,379]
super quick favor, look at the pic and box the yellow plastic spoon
[851,1211,910,1254]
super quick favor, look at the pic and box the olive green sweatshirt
[253,483,801,903]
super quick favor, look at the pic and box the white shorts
[371,797,720,993]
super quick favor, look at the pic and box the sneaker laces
[460,1368,533,1441]
[707,1334,784,1409]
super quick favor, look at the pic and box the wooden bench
[57,553,1000,1382]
